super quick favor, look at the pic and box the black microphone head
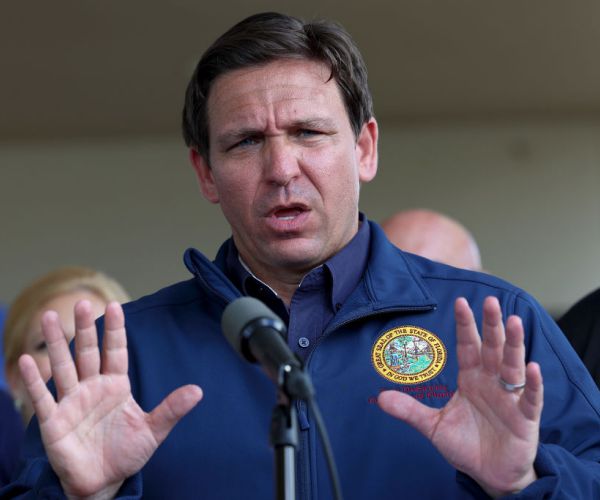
[222,297,311,399]
[221,297,285,358]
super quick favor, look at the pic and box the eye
[228,136,261,151]
[238,137,259,147]
[296,129,321,138]
[34,341,47,352]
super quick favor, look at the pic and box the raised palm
[378,297,543,497]
[19,301,202,499]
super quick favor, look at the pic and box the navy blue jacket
[4,222,600,499]
[0,389,24,488]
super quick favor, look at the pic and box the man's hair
[182,12,373,159]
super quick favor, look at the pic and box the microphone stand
[270,363,313,500]
[270,398,298,500]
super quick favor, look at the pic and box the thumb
[378,390,439,439]
[148,384,203,444]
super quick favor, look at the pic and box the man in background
[558,288,600,387]
[381,208,482,271]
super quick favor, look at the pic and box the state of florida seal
[371,326,447,384]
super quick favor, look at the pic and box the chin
[267,242,327,271]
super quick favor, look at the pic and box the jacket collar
[364,220,437,308]
[322,221,437,330]
[183,219,438,315]
[184,243,240,304]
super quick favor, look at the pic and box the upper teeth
[278,215,295,220]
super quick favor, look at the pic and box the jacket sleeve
[455,291,600,499]
[497,292,600,498]
[0,405,143,499]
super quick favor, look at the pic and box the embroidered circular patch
[371,326,447,384]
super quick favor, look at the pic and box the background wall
[2,1,600,316]
[2,120,599,315]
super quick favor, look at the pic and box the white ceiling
[2,0,600,141]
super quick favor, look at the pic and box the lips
[267,202,309,218]
[273,207,304,220]
[265,204,310,231]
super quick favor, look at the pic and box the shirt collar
[323,212,370,311]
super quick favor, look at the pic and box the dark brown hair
[182,12,373,159]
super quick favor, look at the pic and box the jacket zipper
[296,304,435,500]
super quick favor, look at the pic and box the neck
[237,256,304,306]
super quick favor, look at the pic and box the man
[558,288,600,387]
[381,209,482,271]
[4,12,600,499]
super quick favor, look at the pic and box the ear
[189,149,220,204]
[356,117,378,183]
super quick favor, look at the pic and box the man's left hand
[378,296,543,498]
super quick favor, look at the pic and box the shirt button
[298,337,310,348]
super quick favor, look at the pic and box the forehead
[206,59,348,131]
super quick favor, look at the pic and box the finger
[18,354,57,423]
[480,296,505,375]
[454,298,482,371]
[43,310,79,400]
[519,362,544,421]
[74,300,101,380]
[499,315,526,386]
[101,302,128,375]
[378,390,439,440]
[148,385,203,444]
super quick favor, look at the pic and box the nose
[263,137,301,187]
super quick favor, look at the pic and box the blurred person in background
[0,267,129,486]
[381,208,482,271]
[3,266,130,424]
[558,288,600,387]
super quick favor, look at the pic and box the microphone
[223,297,342,499]
[221,297,314,400]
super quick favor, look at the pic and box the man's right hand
[18,300,203,500]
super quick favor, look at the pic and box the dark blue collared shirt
[225,214,371,360]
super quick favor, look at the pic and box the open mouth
[273,207,305,220]
[265,204,310,231]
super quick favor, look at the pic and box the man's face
[191,58,377,281]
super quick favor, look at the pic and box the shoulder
[94,279,211,344]
[123,279,202,317]
[368,219,526,302]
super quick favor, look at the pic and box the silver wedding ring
[499,377,526,392]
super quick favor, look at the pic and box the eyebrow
[290,118,337,130]
[215,118,337,149]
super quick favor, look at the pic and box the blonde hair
[3,266,130,369]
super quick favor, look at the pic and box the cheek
[307,149,360,190]
[219,187,251,219]
[214,167,254,198]
[217,175,259,214]
[321,167,360,207]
